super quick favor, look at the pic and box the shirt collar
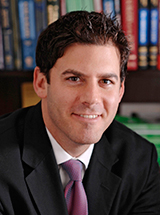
[46,128,94,170]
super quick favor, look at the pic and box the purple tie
[61,159,88,215]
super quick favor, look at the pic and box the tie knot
[62,159,83,181]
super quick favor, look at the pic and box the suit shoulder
[105,120,159,177]
[0,107,31,135]
[105,119,155,150]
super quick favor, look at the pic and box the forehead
[52,43,121,77]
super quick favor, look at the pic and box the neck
[61,143,91,158]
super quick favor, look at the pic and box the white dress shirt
[46,128,94,188]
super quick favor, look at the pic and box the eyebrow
[62,69,119,81]
[100,73,119,81]
[62,69,85,77]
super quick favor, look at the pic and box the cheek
[105,91,121,105]
[48,88,74,114]
[103,91,121,114]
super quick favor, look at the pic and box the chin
[75,134,103,145]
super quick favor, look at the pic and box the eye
[100,79,112,85]
[68,76,80,82]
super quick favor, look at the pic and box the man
[0,11,160,215]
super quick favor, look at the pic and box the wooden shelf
[0,70,33,115]
[122,69,160,103]
[0,70,33,78]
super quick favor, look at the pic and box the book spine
[75,0,82,10]
[114,0,121,24]
[18,0,37,70]
[0,0,14,69]
[138,0,149,69]
[47,0,60,25]
[35,0,47,37]
[149,0,158,69]
[93,0,103,12]
[121,0,138,70]
[157,0,160,69]
[88,0,94,11]
[81,0,94,11]
[10,0,22,70]
[102,0,115,17]
[60,0,66,16]
[0,15,5,69]
[65,0,77,12]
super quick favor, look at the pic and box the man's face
[41,44,124,154]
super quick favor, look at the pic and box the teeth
[80,114,98,119]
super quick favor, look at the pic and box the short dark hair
[36,10,130,83]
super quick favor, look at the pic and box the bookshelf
[0,69,159,116]
[122,69,160,103]
[0,70,33,115]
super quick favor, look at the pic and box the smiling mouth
[79,114,100,119]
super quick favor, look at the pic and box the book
[138,0,149,69]
[0,15,4,69]
[60,0,66,16]
[121,0,138,70]
[35,0,47,37]
[21,82,40,108]
[18,0,37,70]
[10,0,22,70]
[102,0,115,17]
[157,0,160,70]
[0,0,14,69]
[81,0,94,11]
[65,0,82,12]
[148,0,158,69]
[93,0,103,12]
[47,0,60,25]
[114,0,121,24]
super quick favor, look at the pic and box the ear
[33,66,47,99]
[118,80,125,103]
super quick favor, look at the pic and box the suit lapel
[83,134,121,215]
[22,103,68,215]
[25,150,68,215]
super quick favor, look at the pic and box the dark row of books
[0,0,52,70]
[100,0,160,71]
[0,0,160,71]
[121,0,160,71]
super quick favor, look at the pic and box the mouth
[73,113,101,119]
[79,114,99,119]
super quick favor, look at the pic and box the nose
[80,81,100,107]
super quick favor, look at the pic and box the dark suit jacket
[0,102,160,215]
